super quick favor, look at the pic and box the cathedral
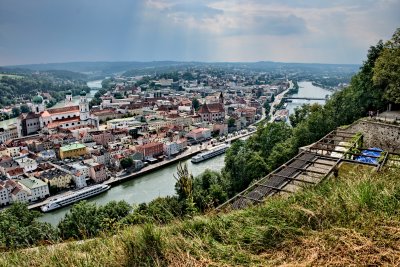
[17,91,99,137]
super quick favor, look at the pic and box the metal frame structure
[216,130,374,211]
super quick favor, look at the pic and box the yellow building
[59,143,87,160]
[40,169,73,189]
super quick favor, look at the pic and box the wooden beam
[378,152,389,171]
[334,130,357,135]
[285,166,327,175]
[254,183,293,193]
[239,194,263,203]
[305,152,343,161]
[271,173,317,184]
[291,157,336,166]
[340,158,379,166]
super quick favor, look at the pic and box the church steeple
[219,92,224,104]
[79,90,89,121]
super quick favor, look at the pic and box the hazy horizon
[1,0,399,66]
[3,59,361,68]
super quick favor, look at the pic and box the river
[39,154,225,226]
[286,81,333,115]
[36,80,331,226]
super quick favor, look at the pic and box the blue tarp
[355,147,383,164]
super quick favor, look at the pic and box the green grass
[1,163,399,266]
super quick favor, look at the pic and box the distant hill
[4,61,360,77]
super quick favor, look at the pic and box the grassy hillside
[1,163,399,266]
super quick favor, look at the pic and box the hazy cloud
[0,0,399,65]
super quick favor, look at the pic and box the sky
[0,0,399,66]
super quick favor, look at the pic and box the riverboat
[41,184,111,212]
[191,144,230,163]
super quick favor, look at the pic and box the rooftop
[19,177,47,189]
[60,143,86,152]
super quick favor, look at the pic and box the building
[7,147,21,158]
[59,143,87,160]
[163,142,179,157]
[37,149,57,160]
[18,177,50,202]
[0,125,18,144]
[15,157,38,173]
[53,162,89,189]
[197,93,225,122]
[10,184,31,203]
[88,162,107,183]
[186,128,211,141]
[0,180,11,206]
[133,160,144,171]
[91,131,115,147]
[40,169,73,189]
[17,92,98,137]
[135,142,164,159]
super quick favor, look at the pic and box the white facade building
[18,177,50,202]
[15,157,38,173]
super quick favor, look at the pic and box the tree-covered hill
[0,70,89,108]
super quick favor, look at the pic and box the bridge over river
[283,96,327,101]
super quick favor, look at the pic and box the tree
[20,104,30,113]
[373,28,400,104]
[270,94,275,102]
[289,103,323,127]
[174,162,196,215]
[114,92,124,99]
[193,169,229,211]
[247,122,292,159]
[129,128,138,138]
[227,117,236,127]
[263,101,271,116]
[174,162,193,201]
[0,203,58,249]
[192,98,200,111]
[222,140,269,195]
[12,107,20,118]
[121,157,133,169]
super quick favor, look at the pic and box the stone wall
[343,119,400,152]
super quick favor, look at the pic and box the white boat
[41,184,111,212]
[191,144,230,163]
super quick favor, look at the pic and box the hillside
[1,163,399,266]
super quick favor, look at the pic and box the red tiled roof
[198,103,224,113]
[47,106,79,115]
[7,167,24,176]
[46,118,80,129]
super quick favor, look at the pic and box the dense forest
[1,28,399,250]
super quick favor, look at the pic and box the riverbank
[29,131,253,212]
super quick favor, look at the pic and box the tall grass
[1,163,399,266]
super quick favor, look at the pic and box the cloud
[0,0,399,65]
[166,2,223,18]
[226,14,308,36]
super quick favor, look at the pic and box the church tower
[219,91,224,104]
[79,90,90,121]
[32,94,44,114]
[65,90,72,104]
